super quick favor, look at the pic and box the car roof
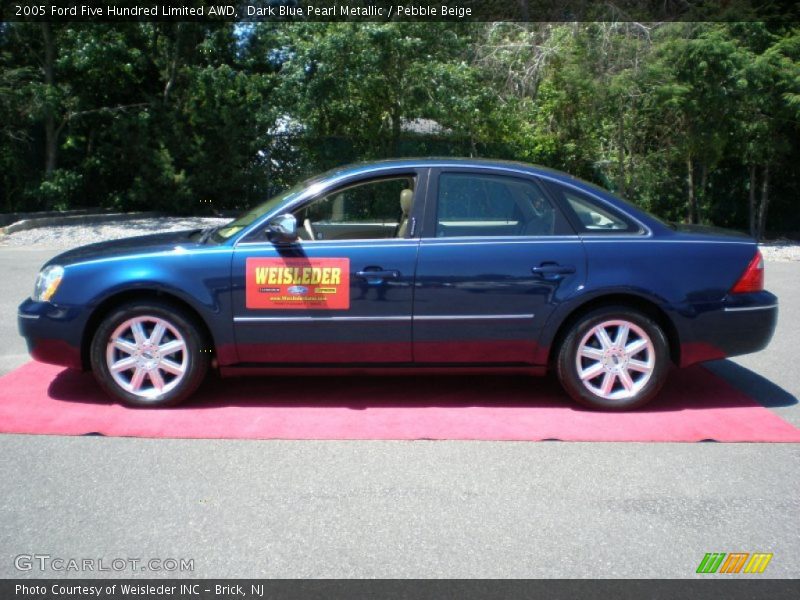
[322,158,637,201]
[324,157,573,180]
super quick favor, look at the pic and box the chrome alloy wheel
[105,315,189,400]
[575,319,656,401]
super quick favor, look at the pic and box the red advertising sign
[246,257,350,310]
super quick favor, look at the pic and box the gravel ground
[1,217,799,260]
[759,241,800,262]
[0,217,229,249]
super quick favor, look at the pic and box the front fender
[55,250,234,362]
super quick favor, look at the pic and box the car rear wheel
[556,306,670,410]
[90,301,210,407]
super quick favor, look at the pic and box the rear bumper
[679,292,778,366]
[18,298,85,370]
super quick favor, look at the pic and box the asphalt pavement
[0,246,798,578]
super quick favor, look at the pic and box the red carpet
[0,362,798,442]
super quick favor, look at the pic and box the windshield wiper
[197,225,220,244]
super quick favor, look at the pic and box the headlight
[32,265,64,302]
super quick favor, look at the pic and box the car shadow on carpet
[45,361,797,413]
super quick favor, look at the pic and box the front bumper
[18,298,86,370]
[679,291,778,366]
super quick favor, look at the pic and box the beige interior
[397,189,413,238]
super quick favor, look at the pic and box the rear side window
[435,173,571,237]
[546,182,639,233]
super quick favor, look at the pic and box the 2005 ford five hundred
[18,159,778,410]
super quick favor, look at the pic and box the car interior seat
[303,218,316,240]
[397,189,413,237]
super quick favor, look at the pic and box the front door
[412,168,587,364]
[232,173,423,363]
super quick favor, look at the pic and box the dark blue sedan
[18,159,778,410]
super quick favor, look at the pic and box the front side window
[435,173,566,237]
[295,176,415,241]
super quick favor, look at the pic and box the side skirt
[219,363,546,378]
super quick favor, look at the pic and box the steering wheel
[303,218,317,241]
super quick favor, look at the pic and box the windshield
[211,179,312,242]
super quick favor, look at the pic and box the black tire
[89,300,210,407]
[556,306,670,411]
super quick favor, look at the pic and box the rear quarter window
[544,181,642,234]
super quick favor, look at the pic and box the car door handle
[355,270,400,280]
[531,263,576,278]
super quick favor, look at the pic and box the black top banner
[2,0,799,22]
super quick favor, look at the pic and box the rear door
[412,168,587,364]
[231,170,427,364]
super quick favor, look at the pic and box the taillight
[731,250,764,294]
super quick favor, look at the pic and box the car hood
[45,230,210,266]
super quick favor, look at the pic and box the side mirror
[266,213,298,244]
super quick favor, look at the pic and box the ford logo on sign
[287,285,309,296]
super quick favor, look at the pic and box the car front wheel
[90,301,210,407]
[556,306,670,410]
